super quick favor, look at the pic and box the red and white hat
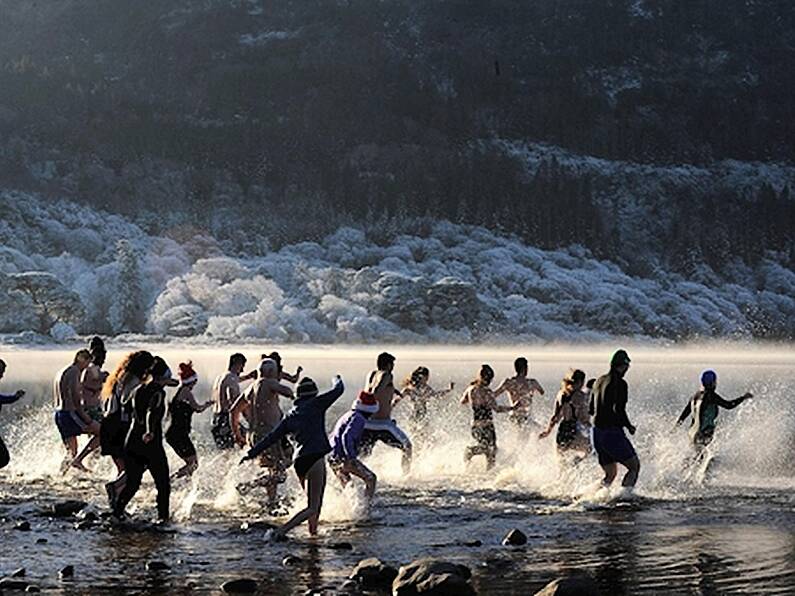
[353,390,380,414]
[178,361,198,385]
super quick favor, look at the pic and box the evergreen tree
[109,239,145,333]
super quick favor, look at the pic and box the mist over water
[0,343,793,594]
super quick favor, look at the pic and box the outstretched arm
[540,398,563,438]
[531,379,545,396]
[243,417,291,461]
[280,366,303,384]
[714,392,752,410]
[0,390,24,405]
[316,377,345,410]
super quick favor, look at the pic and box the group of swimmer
[0,343,753,538]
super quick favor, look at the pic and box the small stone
[15,520,31,531]
[0,578,29,590]
[282,554,302,567]
[74,520,94,530]
[462,540,482,547]
[502,528,527,546]
[221,578,258,593]
[338,579,359,593]
[327,541,353,551]
[239,520,276,532]
[392,559,473,596]
[533,573,599,596]
[146,561,171,572]
[36,538,48,544]
[58,565,74,579]
[76,510,99,521]
[11,568,26,577]
[26,586,41,593]
[49,500,87,518]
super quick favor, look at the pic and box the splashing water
[0,343,793,594]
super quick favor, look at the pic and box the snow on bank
[1,190,793,343]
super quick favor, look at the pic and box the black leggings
[115,443,171,521]
[0,435,9,469]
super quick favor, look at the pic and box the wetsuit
[114,383,170,521]
[0,392,22,469]
[589,371,636,465]
[555,393,578,449]
[677,389,749,447]
[246,379,345,481]
[466,402,497,467]
[165,389,197,459]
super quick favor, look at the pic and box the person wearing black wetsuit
[241,375,345,538]
[589,350,640,489]
[676,370,752,449]
[113,357,178,522]
[165,361,212,479]
[0,359,25,470]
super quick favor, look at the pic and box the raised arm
[280,366,303,384]
[531,379,545,396]
[492,379,509,397]
[316,377,345,410]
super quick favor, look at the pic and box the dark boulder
[349,557,398,588]
[48,500,87,518]
[533,573,599,596]
[146,561,171,572]
[393,559,474,595]
[221,578,258,593]
[501,529,527,546]
[58,565,74,579]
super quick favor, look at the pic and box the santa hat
[353,390,379,414]
[178,361,198,385]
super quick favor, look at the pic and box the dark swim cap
[610,349,631,367]
[701,370,717,386]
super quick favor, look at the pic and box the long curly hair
[102,350,154,400]
[402,366,429,389]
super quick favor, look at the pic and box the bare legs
[334,459,377,499]
[600,456,640,488]
[275,459,327,537]
[172,455,199,479]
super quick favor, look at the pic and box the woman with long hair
[539,369,591,457]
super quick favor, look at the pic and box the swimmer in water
[460,364,515,470]
[70,337,109,471]
[589,349,640,490]
[241,375,345,538]
[392,366,454,445]
[539,368,591,457]
[0,358,26,470]
[493,357,545,429]
[210,353,248,450]
[165,362,212,479]
[676,370,753,451]
[328,391,380,501]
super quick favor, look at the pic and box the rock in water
[327,541,353,551]
[58,565,74,579]
[282,555,302,567]
[221,578,258,593]
[49,500,87,518]
[25,586,41,593]
[11,568,26,577]
[239,520,277,532]
[35,538,48,544]
[14,520,31,531]
[0,578,30,590]
[349,557,398,588]
[393,559,474,595]
[146,561,171,572]
[502,529,527,546]
[534,574,599,596]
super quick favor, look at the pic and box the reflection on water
[0,344,793,593]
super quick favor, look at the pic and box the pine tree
[110,239,145,333]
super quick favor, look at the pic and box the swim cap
[701,370,717,386]
[610,349,631,367]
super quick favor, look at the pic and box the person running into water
[54,349,100,473]
[328,391,380,501]
[359,352,412,474]
[539,369,591,457]
[166,361,212,479]
[589,350,640,490]
[211,353,247,449]
[493,357,545,429]
[393,366,454,443]
[230,358,294,507]
[264,352,303,383]
[676,370,753,451]
[0,359,25,470]
[241,375,345,538]
[113,357,179,523]
[70,337,109,470]
[460,364,514,470]
[101,350,154,507]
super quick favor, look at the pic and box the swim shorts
[360,419,412,454]
[54,410,88,441]
[592,426,637,465]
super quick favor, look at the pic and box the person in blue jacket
[241,375,344,538]
[0,359,26,469]
[328,391,380,500]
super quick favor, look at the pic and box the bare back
[367,369,395,420]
